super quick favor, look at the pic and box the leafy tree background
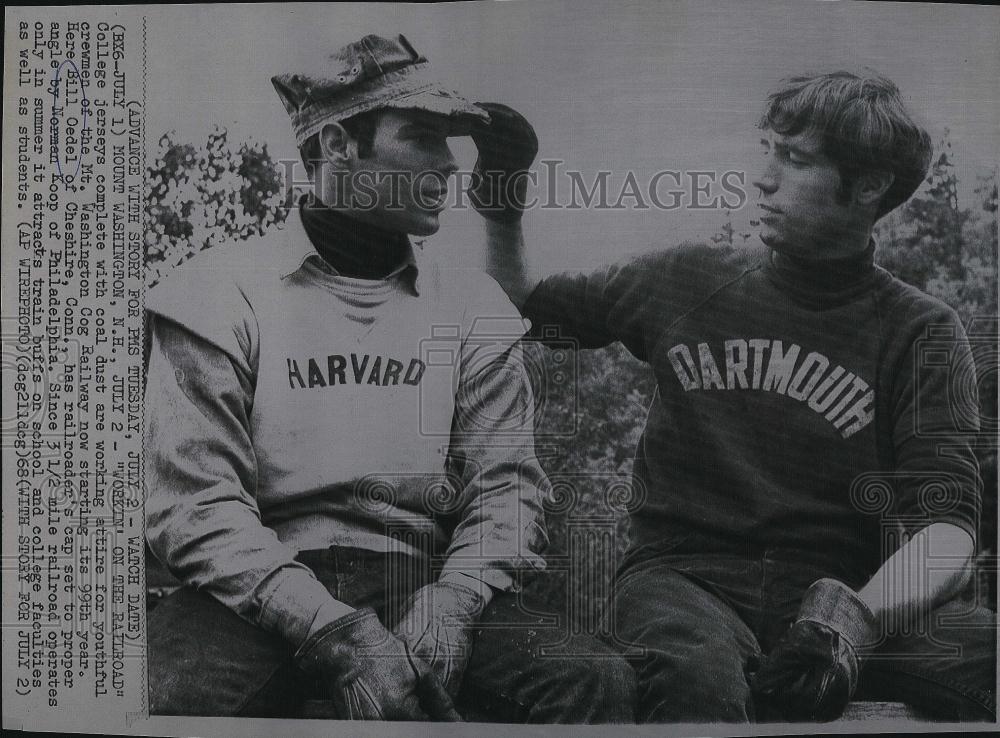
[145,126,287,289]
[145,127,997,617]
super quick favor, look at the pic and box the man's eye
[773,149,805,165]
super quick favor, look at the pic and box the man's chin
[756,227,781,250]
[407,224,440,237]
[406,214,442,237]
[758,228,807,257]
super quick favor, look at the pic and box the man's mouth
[755,203,780,226]
[418,189,448,212]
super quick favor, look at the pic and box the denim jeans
[148,546,636,722]
[607,536,996,723]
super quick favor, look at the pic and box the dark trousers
[148,546,637,722]
[607,540,997,723]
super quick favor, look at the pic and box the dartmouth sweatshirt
[524,241,981,579]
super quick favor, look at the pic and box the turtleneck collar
[762,240,877,306]
[299,197,412,281]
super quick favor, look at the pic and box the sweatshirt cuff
[258,569,353,647]
[438,571,499,605]
[303,598,356,642]
[438,561,526,595]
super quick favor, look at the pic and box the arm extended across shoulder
[522,242,744,361]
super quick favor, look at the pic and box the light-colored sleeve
[438,275,550,592]
[144,295,350,646]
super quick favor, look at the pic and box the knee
[577,654,638,722]
[147,588,295,717]
[638,648,752,723]
[148,636,213,716]
[148,622,234,716]
[148,654,199,716]
[534,651,638,723]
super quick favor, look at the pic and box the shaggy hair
[760,70,933,219]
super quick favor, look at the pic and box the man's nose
[751,157,779,196]
[438,143,458,179]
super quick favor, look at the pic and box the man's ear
[854,170,894,209]
[318,122,353,165]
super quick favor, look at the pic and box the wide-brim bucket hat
[272,33,489,146]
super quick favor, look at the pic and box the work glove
[751,578,879,722]
[294,607,462,721]
[394,580,487,697]
[469,102,539,222]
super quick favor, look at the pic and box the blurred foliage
[876,133,998,325]
[145,126,287,287]
[520,340,655,621]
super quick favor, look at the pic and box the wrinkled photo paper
[2,2,998,737]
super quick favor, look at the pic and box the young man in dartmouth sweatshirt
[144,33,635,722]
[485,70,995,723]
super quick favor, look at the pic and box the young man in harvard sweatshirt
[485,70,996,722]
[144,34,635,722]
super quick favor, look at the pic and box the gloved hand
[469,102,539,222]
[751,578,879,722]
[294,607,461,721]
[394,580,487,696]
